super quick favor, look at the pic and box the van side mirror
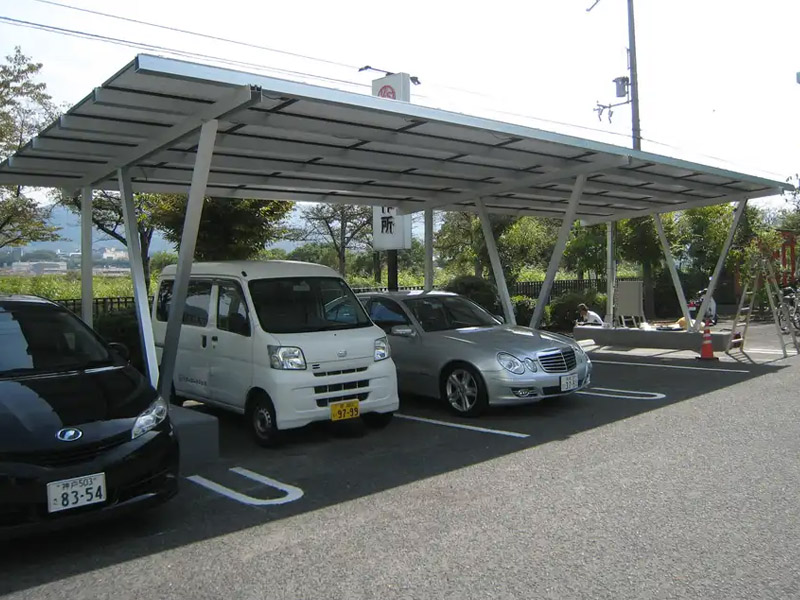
[390,325,416,338]
[108,342,130,362]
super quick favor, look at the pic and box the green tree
[149,250,178,273]
[256,247,289,260]
[296,204,372,276]
[0,47,61,248]
[617,216,672,318]
[563,223,607,279]
[152,196,293,261]
[287,242,339,269]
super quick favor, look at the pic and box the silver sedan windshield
[404,296,499,332]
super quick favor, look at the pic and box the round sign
[377,85,396,99]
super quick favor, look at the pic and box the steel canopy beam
[403,157,631,212]
[476,198,516,326]
[531,175,587,328]
[579,189,774,225]
[76,85,262,188]
[654,214,692,329]
[80,187,93,326]
[119,170,159,387]
[158,119,219,403]
[692,199,748,332]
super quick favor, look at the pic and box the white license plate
[46,473,106,514]
[560,373,579,392]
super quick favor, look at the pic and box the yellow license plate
[330,399,360,421]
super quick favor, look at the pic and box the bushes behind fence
[93,308,145,375]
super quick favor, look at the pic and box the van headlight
[497,352,525,375]
[374,337,390,361]
[132,397,168,440]
[269,346,307,370]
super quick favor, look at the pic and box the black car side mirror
[493,314,506,324]
[108,342,130,362]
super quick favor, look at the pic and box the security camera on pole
[363,67,416,291]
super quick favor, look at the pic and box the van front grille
[316,393,369,408]
[314,379,369,395]
[537,348,577,373]
[312,367,368,378]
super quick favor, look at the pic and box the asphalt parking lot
[3,322,799,600]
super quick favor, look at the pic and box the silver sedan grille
[537,348,577,373]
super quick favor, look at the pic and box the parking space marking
[187,467,304,506]
[591,359,749,373]
[577,387,666,401]
[396,413,529,438]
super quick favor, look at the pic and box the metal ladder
[726,255,799,357]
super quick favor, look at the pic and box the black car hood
[0,365,155,452]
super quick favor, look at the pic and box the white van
[152,260,399,446]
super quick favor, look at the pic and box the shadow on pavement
[0,352,791,595]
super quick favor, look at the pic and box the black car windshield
[404,296,500,332]
[0,304,113,377]
[248,277,372,334]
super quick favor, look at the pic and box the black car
[0,295,179,539]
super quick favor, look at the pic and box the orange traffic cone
[697,319,718,361]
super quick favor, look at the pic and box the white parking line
[187,467,304,506]
[396,414,529,438]
[577,387,666,400]
[591,359,749,373]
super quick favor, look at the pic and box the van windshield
[248,277,372,334]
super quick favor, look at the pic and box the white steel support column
[605,221,616,326]
[119,170,159,387]
[531,174,587,329]
[476,198,516,325]
[159,119,219,402]
[692,199,748,332]
[80,186,93,326]
[424,208,434,291]
[654,214,692,329]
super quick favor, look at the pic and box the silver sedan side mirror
[390,325,416,337]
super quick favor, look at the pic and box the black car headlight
[132,397,169,440]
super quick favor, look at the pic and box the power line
[27,0,361,72]
[0,15,370,91]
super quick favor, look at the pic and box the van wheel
[362,411,394,429]
[247,393,281,448]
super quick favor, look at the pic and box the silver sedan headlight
[497,352,525,375]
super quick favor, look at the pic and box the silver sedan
[358,291,592,416]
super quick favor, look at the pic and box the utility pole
[627,0,641,150]
[589,0,641,150]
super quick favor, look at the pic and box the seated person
[577,303,604,326]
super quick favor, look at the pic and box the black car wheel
[362,411,394,429]
[441,363,488,417]
[247,392,281,448]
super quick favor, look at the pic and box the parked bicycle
[778,285,800,333]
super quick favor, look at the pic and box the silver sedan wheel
[446,368,479,412]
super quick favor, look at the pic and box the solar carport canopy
[0,54,790,223]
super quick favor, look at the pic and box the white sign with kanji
[372,206,412,250]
